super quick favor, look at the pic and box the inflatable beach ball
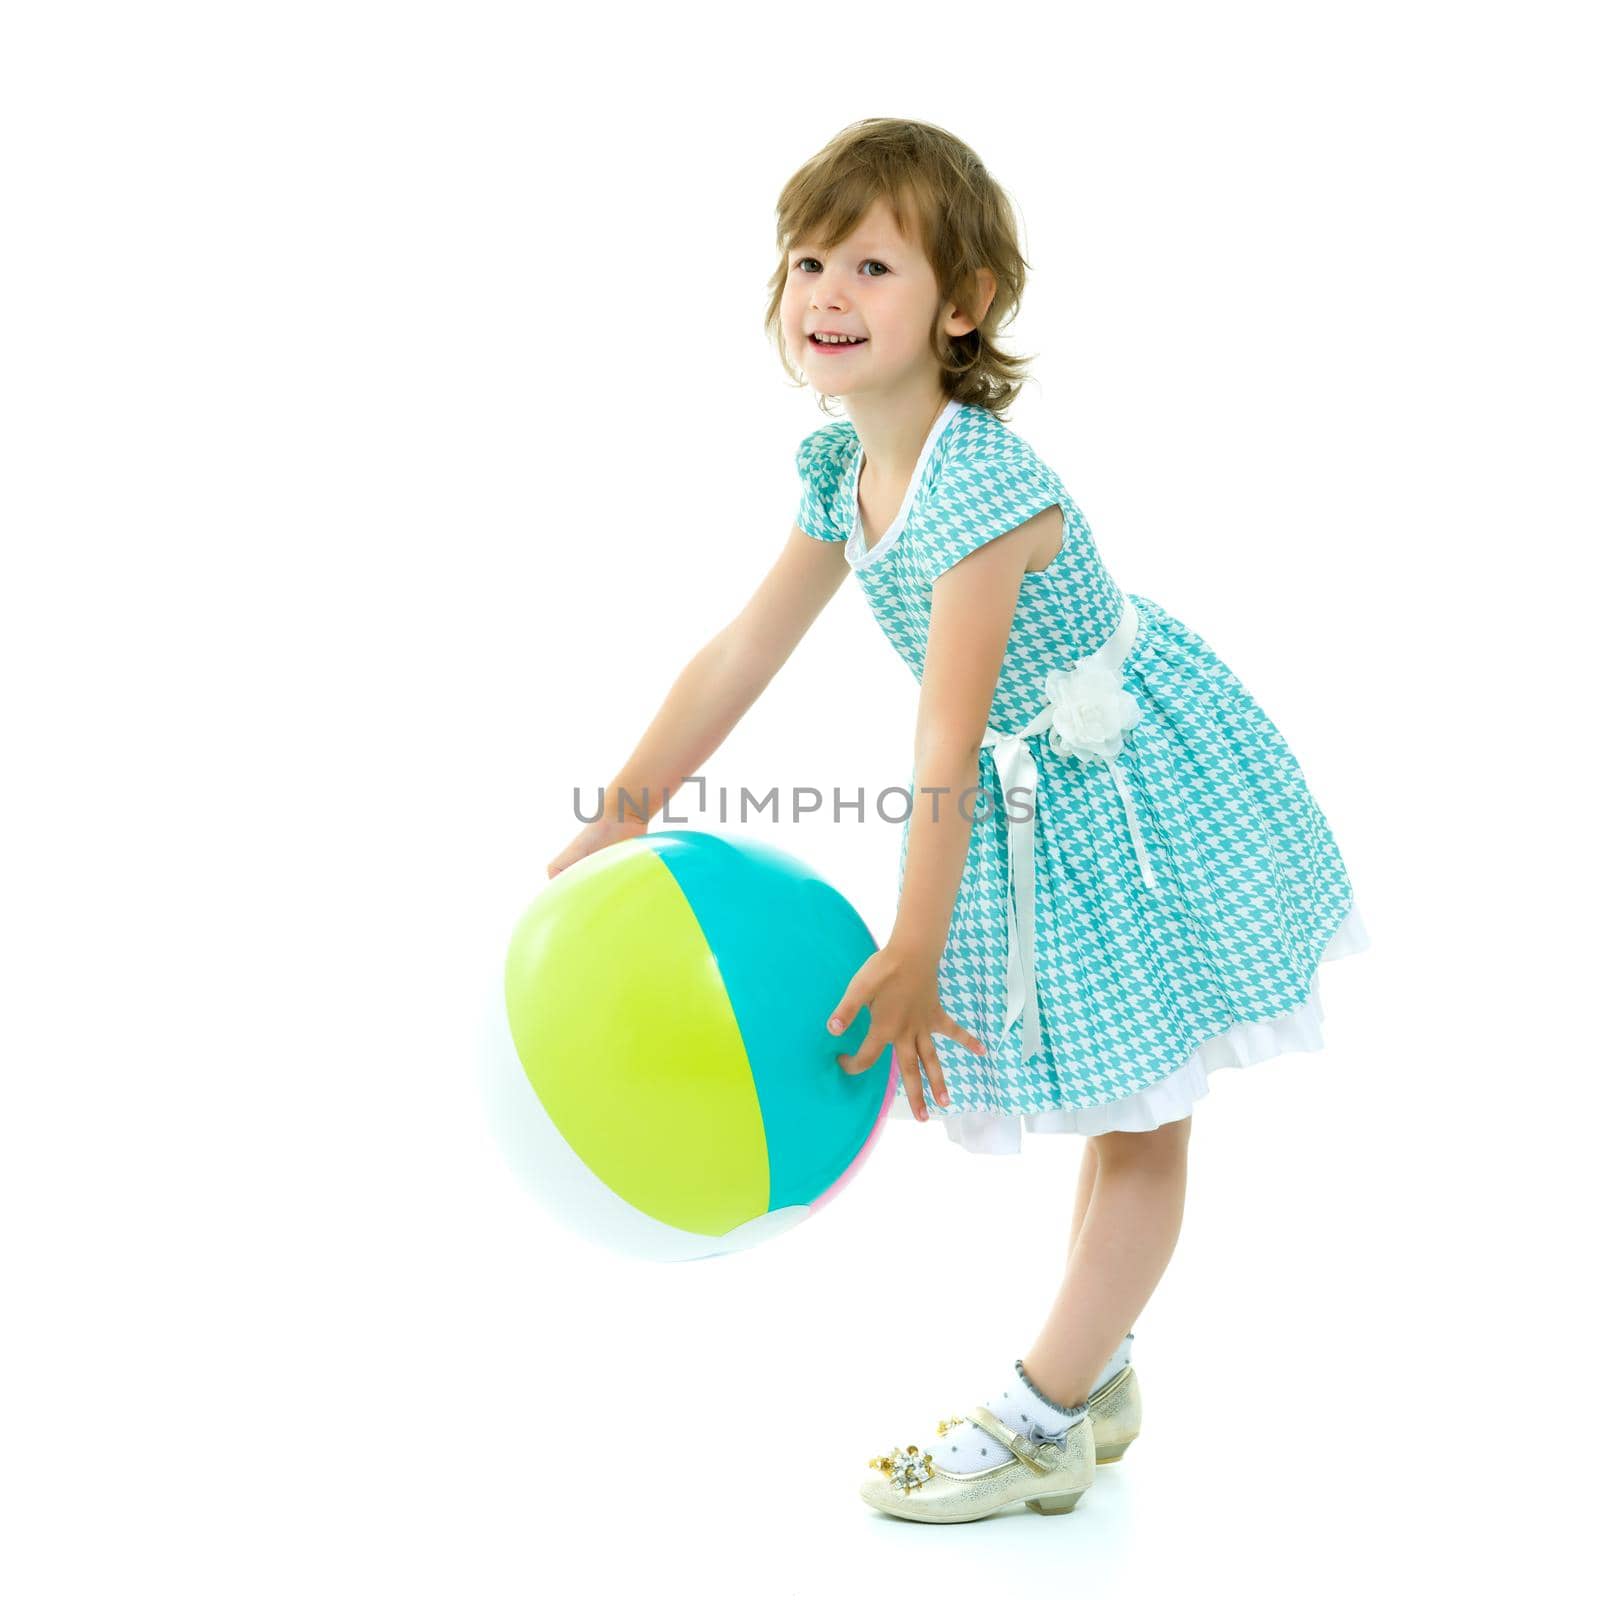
[480,830,896,1262]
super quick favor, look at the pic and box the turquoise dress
[795,396,1370,1154]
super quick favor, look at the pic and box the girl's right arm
[546,524,851,878]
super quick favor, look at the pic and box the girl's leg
[1065,1138,1136,1352]
[1023,1116,1192,1408]
[1067,1137,1098,1256]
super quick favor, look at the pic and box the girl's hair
[766,118,1034,419]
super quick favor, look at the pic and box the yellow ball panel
[503,840,769,1237]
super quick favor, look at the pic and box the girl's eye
[794,257,890,278]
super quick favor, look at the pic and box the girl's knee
[1090,1116,1191,1167]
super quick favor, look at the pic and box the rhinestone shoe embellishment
[866,1444,936,1494]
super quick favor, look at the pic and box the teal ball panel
[645,831,893,1209]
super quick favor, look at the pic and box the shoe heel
[1025,1489,1086,1516]
[1088,1365,1141,1465]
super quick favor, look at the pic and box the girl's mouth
[809,333,868,354]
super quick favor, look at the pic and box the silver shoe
[1086,1363,1141,1464]
[861,1405,1095,1523]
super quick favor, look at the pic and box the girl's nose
[812,270,851,310]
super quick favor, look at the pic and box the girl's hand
[826,942,987,1121]
[546,815,648,879]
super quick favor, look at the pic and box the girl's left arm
[830,504,1064,1119]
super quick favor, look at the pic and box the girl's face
[782,194,949,403]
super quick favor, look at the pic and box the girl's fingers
[897,1041,929,1120]
[918,1034,951,1109]
[938,1012,987,1057]
[827,971,876,1038]
[836,1009,973,1121]
[836,1027,886,1076]
[827,996,862,1038]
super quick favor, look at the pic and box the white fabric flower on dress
[1041,659,1142,765]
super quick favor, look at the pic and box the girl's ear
[944,267,998,337]
[973,266,998,325]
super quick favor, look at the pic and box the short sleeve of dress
[913,441,1065,584]
[794,421,857,542]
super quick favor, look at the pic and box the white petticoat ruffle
[892,899,1372,1156]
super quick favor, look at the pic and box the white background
[3,2,1595,1594]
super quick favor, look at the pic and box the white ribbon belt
[977,597,1156,1062]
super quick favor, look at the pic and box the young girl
[547,118,1369,1524]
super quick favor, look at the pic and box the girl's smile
[807,330,870,354]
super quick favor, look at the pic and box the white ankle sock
[931,1336,1135,1475]
[933,1359,1090,1474]
[1096,1331,1135,1391]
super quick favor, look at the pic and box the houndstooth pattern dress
[795,396,1371,1155]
